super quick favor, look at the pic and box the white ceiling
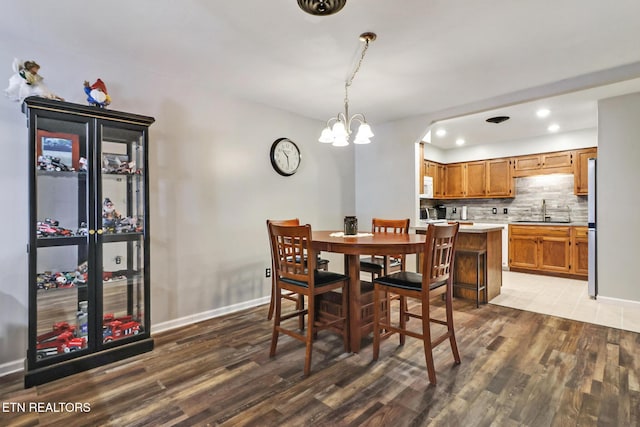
[4,1,640,143]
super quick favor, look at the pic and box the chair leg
[297,295,305,331]
[398,295,406,346]
[421,298,437,385]
[445,282,461,364]
[267,276,275,320]
[304,295,315,377]
[270,285,282,358]
[372,286,382,361]
[341,286,349,352]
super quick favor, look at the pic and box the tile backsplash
[422,174,587,223]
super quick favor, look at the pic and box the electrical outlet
[265,268,271,278]
[503,208,508,214]
[492,207,497,214]
[452,207,457,214]
[115,256,122,265]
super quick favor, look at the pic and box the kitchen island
[413,224,503,302]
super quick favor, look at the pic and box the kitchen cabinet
[23,97,154,387]
[574,147,597,195]
[423,160,445,197]
[486,158,513,197]
[444,162,465,198]
[509,224,587,278]
[572,226,589,276]
[435,164,446,197]
[443,161,486,198]
[466,161,487,197]
[512,150,574,177]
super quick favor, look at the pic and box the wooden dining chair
[266,219,329,325]
[268,223,348,376]
[359,218,411,326]
[360,218,411,280]
[372,222,460,385]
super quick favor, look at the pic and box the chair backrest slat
[421,223,459,291]
[269,223,315,287]
[371,218,411,259]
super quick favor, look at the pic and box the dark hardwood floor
[1,298,638,426]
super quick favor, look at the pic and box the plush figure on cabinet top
[5,58,64,102]
[84,78,111,107]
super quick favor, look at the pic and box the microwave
[419,176,434,199]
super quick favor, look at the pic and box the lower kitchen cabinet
[572,226,589,276]
[509,225,586,278]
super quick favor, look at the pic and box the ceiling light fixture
[436,129,447,137]
[456,138,466,146]
[319,32,376,146]
[536,108,551,118]
[486,116,510,124]
[297,0,347,16]
[548,123,560,132]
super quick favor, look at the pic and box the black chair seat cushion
[281,270,348,288]
[360,257,402,272]
[374,271,446,292]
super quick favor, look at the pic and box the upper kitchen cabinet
[574,147,597,195]
[512,150,574,177]
[421,159,445,198]
[444,163,466,198]
[486,158,513,198]
[465,161,487,197]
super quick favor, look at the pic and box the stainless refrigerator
[588,158,597,298]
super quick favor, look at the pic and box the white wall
[426,128,597,163]
[597,92,640,301]
[0,44,355,368]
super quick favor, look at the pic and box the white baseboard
[152,296,270,334]
[596,295,640,308]
[0,296,270,379]
[0,359,24,378]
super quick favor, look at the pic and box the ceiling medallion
[297,0,347,16]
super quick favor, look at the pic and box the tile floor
[490,271,640,333]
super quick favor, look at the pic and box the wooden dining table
[311,230,426,352]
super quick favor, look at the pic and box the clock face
[270,138,301,176]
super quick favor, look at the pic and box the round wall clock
[270,138,301,176]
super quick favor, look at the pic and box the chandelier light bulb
[331,121,348,139]
[319,127,334,143]
[332,135,349,147]
[357,123,374,138]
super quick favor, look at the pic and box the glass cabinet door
[98,124,148,346]
[32,116,91,362]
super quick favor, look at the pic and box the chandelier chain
[344,39,370,107]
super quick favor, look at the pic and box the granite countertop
[412,224,505,233]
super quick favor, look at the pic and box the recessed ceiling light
[456,138,465,146]
[435,129,447,137]
[548,123,560,133]
[537,108,551,118]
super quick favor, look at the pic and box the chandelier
[297,0,347,16]
[319,32,376,147]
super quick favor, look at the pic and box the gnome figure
[84,79,111,107]
[102,198,121,229]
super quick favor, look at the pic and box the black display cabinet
[23,97,154,387]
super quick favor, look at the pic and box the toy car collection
[102,313,141,343]
[37,155,74,172]
[35,322,86,360]
[36,218,77,238]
